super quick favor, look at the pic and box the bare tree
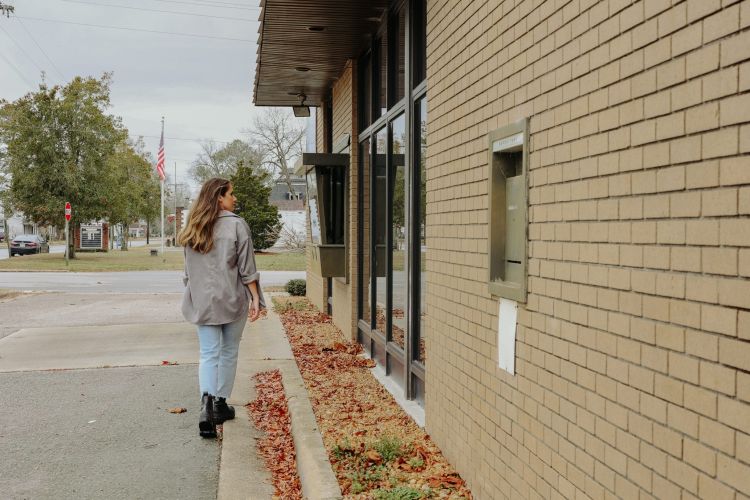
[277,225,306,252]
[189,139,262,185]
[247,108,305,196]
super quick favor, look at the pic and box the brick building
[254,1,750,498]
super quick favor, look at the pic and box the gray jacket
[181,211,266,325]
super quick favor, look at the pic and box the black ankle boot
[199,393,216,438]
[213,397,235,424]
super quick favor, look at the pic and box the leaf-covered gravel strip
[246,369,302,499]
[274,296,472,499]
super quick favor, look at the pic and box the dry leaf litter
[273,296,472,499]
[247,369,302,499]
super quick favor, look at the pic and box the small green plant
[347,465,385,493]
[407,456,424,469]
[372,435,403,462]
[285,278,306,296]
[351,481,366,494]
[272,300,291,313]
[372,486,424,500]
[331,438,353,459]
[272,296,308,313]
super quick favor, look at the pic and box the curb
[217,294,341,499]
[281,361,342,500]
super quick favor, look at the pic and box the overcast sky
[0,0,281,194]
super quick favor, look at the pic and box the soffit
[253,0,388,107]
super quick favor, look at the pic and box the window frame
[356,0,427,402]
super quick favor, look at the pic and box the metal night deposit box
[488,119,529,302]
[301,153,349,278]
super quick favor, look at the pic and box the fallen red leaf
[272,296,473,499]
[366,449,383,464]
[246,370,301,499]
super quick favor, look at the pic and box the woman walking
[178,177,265,438]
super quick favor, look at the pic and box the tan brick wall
[426,0,750,499]
[306,62,360,338]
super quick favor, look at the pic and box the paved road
[0,292,185,340]
[0,288,221,499]
[0,270,305,293]
[0,365,219,499]
[0,240,147,260]
[0,265,302,498]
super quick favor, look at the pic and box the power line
[60,0,260,23]
[152,0,260,11]
[137,134,232,145]
[14,16,67,82]
[0,51,37,89]
[1,121,237,146]
[0,23,46,78]
[16,15,256,43]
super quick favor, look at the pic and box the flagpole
[160,116,165,261]
[160,178,165,260]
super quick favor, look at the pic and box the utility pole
[0,2,15,18]
[159,116,165,263]
[173,161,177,245]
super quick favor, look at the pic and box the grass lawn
[0,289,22,300]
[0,247,307,272]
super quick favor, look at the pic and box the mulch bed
[246,369,302,499]
[273,296,472,499]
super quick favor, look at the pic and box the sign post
[64,202,71,267]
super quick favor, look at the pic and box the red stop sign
[65,202,72,221]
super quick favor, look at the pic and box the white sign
[492,132,524,152]
[498,298,518,375]
[308,197,321,245]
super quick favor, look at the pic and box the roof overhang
[253,0,388,107]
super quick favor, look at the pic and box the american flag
[156,128,166,181]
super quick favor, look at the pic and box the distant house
[3,213,56,240]
[128,221,147,238]
[268,176,306,249]
[269,176,306,211]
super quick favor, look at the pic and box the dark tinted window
[389,7,406,106]
[359,52,371,129]
[319,166,346,245]
[413,0,427,86]
[372,36,387,120]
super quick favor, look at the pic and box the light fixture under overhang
[293,92,310,117]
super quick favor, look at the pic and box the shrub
[372,435,403,462]
[231,165,282,250]
[286,279,306,296]
[372,486,424,500]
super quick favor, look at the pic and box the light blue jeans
[197,315,247,399]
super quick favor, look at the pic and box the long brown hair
[178,177,231,253]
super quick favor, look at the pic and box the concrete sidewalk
[0,291,340,499]
[219,295,341,500]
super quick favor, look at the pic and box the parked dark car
[9,234,49,256]
[0,229,4,242]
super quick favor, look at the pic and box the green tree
[103,138,160,250]
[231,163,281,251]
[0,74,125,258]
